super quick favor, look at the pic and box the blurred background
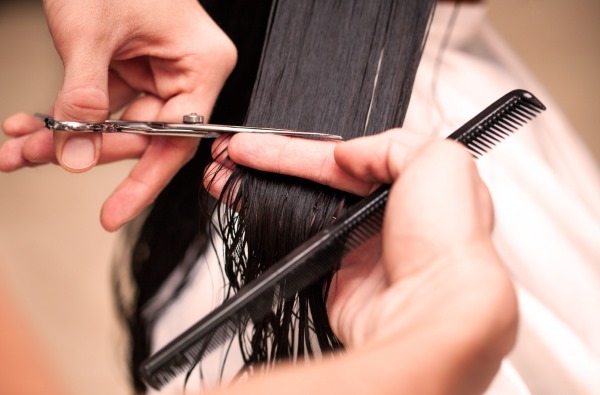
[0,1,598,394]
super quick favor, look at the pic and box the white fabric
[151,3,600,394]
[404,4,600,394]
[149,234,244,395]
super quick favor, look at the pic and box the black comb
[447,89,546,158]
[140,89,546,389]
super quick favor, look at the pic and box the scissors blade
[36,114,343,141]
[115,121,344,141]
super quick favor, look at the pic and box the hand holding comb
[141,89,546,389]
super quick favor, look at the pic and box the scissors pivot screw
[183,113,204,124]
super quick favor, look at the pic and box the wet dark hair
[114,0,435,392]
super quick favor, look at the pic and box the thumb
[53,48,109,172]
[382,141,490,281]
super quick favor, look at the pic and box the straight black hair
[211,0,436,372]
[115,0,436,391]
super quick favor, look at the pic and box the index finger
[2,112,45,137]
[223,133,372,196]
[224,130,430,196]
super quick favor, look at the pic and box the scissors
[35,113,343,141]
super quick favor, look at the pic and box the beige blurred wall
[0,1,598,395]
[487,0,600,162]
[0,3,132,395]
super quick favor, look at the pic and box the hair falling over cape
[114,0,436,391]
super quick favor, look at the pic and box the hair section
[212,0,436,373]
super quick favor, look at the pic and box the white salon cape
[150,3,600,394]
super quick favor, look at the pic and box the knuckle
[214,36,238,74]
[56,86,108,121]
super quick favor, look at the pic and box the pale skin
[1,0,515,393]
[0,131,518,394]
[203,131,518,395]
[0,0,236,231]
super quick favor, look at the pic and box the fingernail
[61,137,96,169]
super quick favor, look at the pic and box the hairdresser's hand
[0,0,236,231]
[326,133,518,346]
[208,135,358,197]
[207,131,518,394]
[206,131,434,197]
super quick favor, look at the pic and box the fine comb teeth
[141,89,546,390]
[448,89,546,157]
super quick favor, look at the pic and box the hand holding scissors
[0,0,240,231]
